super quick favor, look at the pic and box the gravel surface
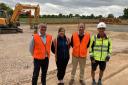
[0,24,128,85]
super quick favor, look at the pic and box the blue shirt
[29,32,46,55]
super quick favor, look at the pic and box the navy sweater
[51,36,70,60]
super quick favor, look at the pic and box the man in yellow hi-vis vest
[89,22,112,85]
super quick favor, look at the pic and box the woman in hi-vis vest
[51,27,70,85]
[29,23,52,85]
[69,23,90,85]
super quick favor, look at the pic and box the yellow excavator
[0,3,40,33]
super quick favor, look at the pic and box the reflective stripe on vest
[33,34,52,60]
[93,35,110,61]
[72,32,90,58]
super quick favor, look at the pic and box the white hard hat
[97,22,106,29]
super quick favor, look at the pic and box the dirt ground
[0,24,128,85]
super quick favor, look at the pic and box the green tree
[90,14,95,19]
[0,3,13,15]
[96,15,103,19]
[69,13,73,18]
[81,15,86,19]
[75,14,80,17]
[107,14,114,18]
[58,13,63,18]
[123,8,128,19]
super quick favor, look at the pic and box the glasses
[40,28,46,31]
[98,28,105,30]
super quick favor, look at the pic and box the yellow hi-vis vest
[89,35,112,61]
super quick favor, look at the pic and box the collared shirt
[38,32,46,44]
[29,32,46,55]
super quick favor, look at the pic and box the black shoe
[69,79,74,85]
[97,80,102,85]
[79,80,86,85]
[58,83,64,85]
[92,80,96,85]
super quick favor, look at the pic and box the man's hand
[106,56,110,62]
[90,55,95,63]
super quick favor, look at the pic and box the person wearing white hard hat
[89,22,112,85]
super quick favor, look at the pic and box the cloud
[0,0,128,16]
[41,3,125,17]
[35,0,128,7]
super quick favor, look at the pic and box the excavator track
[0,27,23,34]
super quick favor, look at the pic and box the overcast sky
[0,0,128,17]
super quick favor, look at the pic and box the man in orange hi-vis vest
[69,23,90,85]
[29,23,52,85]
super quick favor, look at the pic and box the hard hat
[97,22,106,29]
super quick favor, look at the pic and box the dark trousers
[56,58,69,80]
[32,57,49,85]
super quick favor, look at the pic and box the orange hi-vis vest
[72,32,90,58]
[33,34,52,60]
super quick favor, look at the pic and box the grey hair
[38,23,47,29]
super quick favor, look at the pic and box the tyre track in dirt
[0,55,32,85]
[1,45,128,85]
[12,48,128,85]
[21,50,128,85]
[103,64,128,82]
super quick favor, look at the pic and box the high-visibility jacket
[72,32,90,58]
[89,35,112,61]
[33,34,52,60]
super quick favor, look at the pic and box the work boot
[92,80,96,85]
[97,79,102,85]
[79,80,86,85]
[69,79,74,85]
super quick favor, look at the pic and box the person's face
[58,30,65,37]
[98,28,105,35]
[79,24,85,35]
[40,26,47,35]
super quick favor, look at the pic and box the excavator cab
[0,10,5,17]
[0,9,22,33]
[0,10,10,27]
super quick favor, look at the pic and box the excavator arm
[10,3,40,27]
[0,3,40,34]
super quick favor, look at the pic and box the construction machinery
[99,18,121,24]
[0,3,40,33]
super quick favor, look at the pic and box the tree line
[0,3,128,19]
[40,13,120,19]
